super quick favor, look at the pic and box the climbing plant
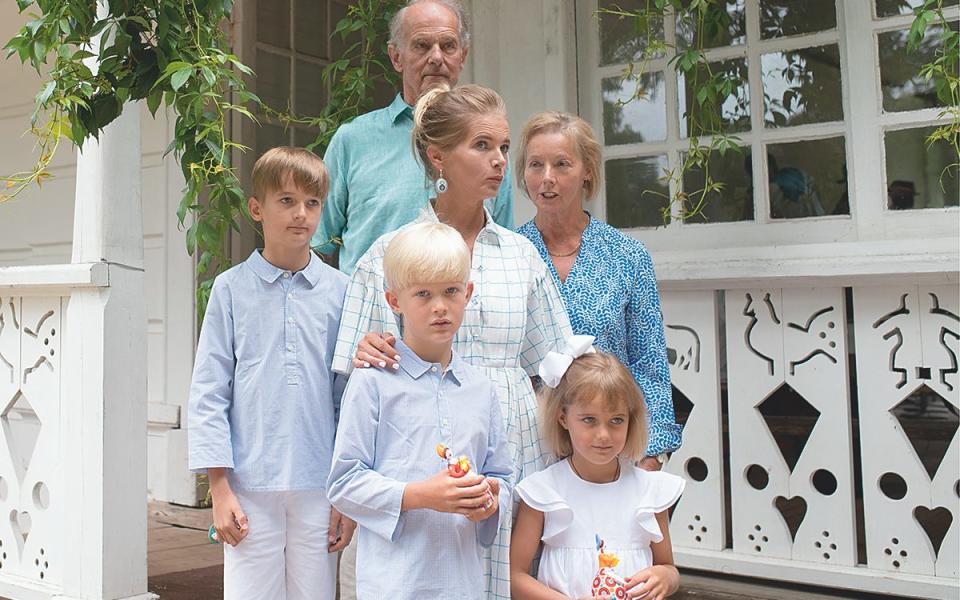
[1,0,400,312]
[598,0,958,222]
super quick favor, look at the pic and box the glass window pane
[256,50,291,112]
[295,60,327,116]
[295,0,327,58]
[766,137,849,219]
[258,0,291,49]
[885,127,959,210]
[760,0,837,39]
[599,0,665,65]
[876,0,958,18]
[602,73,667,145]
[683,147,754,222]
[606,155,671,228]
[879,23,959,112]
[762,44,843,127]
[677,0,745,49]
[679,57,750,137]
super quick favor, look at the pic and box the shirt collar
[245,250,323,287]
[395,338,465,385]
[388,93,414,124]
[417,203,503,248]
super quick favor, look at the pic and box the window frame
[576,0,958,261]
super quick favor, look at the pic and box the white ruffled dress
[515,458,685,599]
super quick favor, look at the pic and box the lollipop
[436,443,494,509]
[591,535,628,599]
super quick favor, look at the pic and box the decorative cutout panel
[661,291,725,550]
[0,296,62,586]
[853,285,959,578]
[725,288,856,565]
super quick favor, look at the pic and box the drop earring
[435,169,448,195]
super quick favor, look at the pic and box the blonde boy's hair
[540,351,649,461]
[383,222,471,292]
[515,112,603,201]
[251,146,329,201]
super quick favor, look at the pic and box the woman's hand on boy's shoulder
[353,331,400,370]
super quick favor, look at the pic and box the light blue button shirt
[327,339,513,600]
[188,250,349,491]
[312,93,515,275]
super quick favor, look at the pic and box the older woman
[333,85,572,600]
[515,112,681,470]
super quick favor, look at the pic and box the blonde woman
[332,85,572,600]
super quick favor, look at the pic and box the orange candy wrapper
[591,536,628,599]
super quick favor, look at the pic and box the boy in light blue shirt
[188,147,354,600]
[327,222,513,600]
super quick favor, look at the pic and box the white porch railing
[0,98,152,599]
[661,280,959,599]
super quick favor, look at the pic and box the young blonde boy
[188,147,354,600]
[327,222,513,600]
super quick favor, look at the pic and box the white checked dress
[333,205,573,599]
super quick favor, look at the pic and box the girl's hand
[327,507,356,553]
[352,332,400,369]
[624,564,679,599]
[211,489,248,547]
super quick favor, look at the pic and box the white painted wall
[0,5,197,505]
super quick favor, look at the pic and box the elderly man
[312,0,514,274]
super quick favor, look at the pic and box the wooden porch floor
[146,502,901,600]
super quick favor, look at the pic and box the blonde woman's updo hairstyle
[515,112,603,201]
[540,351,648,461]
[412,83,507,182]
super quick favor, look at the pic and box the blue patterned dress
[518,216,682,456]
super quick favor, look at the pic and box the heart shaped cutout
[10,509,31,551]
[774,495,807,542]
[914,506,953,557]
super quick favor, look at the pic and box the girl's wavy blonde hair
[540,351,648,460]
[412,83,506,182]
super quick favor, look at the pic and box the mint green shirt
[312,94,515,274]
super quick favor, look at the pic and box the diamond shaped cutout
[672,385,694,427]
[756,383,820,473]
[890,385,958,480]
[1,391,42,483]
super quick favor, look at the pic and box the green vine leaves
[906,0,959,187]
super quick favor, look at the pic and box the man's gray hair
[388,0,471,49]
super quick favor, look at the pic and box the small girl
[511,336,685,600]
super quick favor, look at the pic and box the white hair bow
[539,335,597,388]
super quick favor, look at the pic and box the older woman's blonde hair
[251,146,329,201]
[540,351,648,461]
[515,111,603,201]
[383,221,471,292]
[412,83,507,183]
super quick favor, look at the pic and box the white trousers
[223,490,337,600]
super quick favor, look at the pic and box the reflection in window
[885,127,959,210]
[876,0,958,18]
[606,155,671,228]
[760,0,837,38]
[879,23,959,113]
[679,58,750,137]
[676,0,745,49]
[603,73,667,145]
[762,44,843,127]
[599,0,665,65]
[683,147,754,223]
[766,138,849,219]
